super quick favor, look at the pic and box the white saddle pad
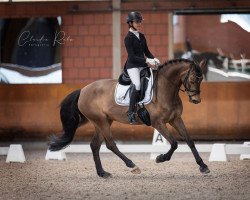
[114,68,154,106]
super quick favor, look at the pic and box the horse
[49,58,210,178]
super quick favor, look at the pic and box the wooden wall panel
[0,83,249,141]
[1,0,250,141]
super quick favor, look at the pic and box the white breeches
[127,67,144,90]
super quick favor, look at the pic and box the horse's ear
[199,59,207,72]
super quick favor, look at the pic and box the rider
[124,11,160,124]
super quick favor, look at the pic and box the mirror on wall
[173,14,250,81]
[0,17,62,84]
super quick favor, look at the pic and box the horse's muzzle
[191,99,201,104]
[189,96,201,104]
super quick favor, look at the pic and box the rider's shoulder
[124,32,134,42]
[125,31,134,38]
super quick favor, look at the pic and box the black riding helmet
[126,11,143,24]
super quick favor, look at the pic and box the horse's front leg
[170,117,210,174]
[153,122,178,163]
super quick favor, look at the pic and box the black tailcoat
[124,31,154,69]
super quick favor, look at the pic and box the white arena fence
[0,144,26,163]
[0,131,250,163]
[45,142,250,162]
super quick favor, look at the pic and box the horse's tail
[49,89,88,151]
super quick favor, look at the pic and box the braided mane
[157,58,202,77]
[158,58,194,70]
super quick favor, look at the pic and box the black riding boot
[127,89,140,124]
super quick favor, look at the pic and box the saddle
[118,67,151,101]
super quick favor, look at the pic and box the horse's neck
[155,64,188,103]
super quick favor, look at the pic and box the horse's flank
[78,79,130,124]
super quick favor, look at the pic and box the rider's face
[132,20,142,31]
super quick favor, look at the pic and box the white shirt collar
[129,28,140,39]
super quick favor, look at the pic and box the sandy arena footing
[0,150,249,200]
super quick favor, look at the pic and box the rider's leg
[127,68,142,123]
[127,87,140,123]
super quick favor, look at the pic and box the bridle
[182,64,203,97]
[153,60,203,101]
[151,59,203,101]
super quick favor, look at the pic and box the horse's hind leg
[170,117,210,174]
[97,119,141,174]
[104,137,141,174]
[153,122,178,163]
[90,129,111,178]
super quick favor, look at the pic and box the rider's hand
[146,58,156,67]
[154,58,160,65]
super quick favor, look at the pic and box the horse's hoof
[131,166,141,174]
[156,154,165,163]
[98,171,112,178]
[126,160,136,168]
[200,166,210,174]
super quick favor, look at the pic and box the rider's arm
[141,34,154,59]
